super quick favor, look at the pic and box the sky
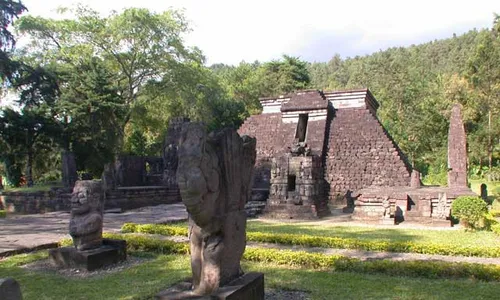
[17,0,500,65]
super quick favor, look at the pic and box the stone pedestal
[48,239,126,271]
[155,272,264,300]
[380,217,395,225]
[0,278,22,300]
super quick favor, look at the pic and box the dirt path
[0,204,187,256]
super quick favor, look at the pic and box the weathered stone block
[155,272,264,300]
[48,239,126,271]
[0,278,22,300]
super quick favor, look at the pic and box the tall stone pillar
[447,104,468,188]
[62,151,78,189]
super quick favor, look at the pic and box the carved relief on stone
[176,123,256,296]
[69,181,104,251]
[434,193,449,219]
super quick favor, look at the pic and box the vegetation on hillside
[0,1,498,186]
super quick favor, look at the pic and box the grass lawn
[165,220,500,251]
[1,251,500,300]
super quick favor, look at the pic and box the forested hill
[305,28,498,178]
[308,29,482,90]
[212,24,498,180]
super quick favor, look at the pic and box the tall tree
[0,0,26,83]
[467,16,500,170]
[16,5,200,136]
[259,55,310,96]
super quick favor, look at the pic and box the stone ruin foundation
[352,103,475,226]
[266,154,330,219]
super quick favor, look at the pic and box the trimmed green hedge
[0,210,6,218]
[121,223,500,258]
[67,233,500,281]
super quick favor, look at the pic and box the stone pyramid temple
[238,89,475,224]
[238,89,411,196]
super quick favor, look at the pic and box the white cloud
[20,0,500,65]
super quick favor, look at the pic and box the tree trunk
[26,148,33,187]
[488,109,492,177]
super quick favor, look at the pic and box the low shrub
[121,223,500,258]
[451,196,488,229]
[65,233,500,281]
[0,210,5,218]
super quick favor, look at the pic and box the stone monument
[156,123,264,300]
[447,104,468,188]
[61,151,78,189]
[0,278,22,300]
[49,180,126,271]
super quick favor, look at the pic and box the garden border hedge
[59,233,500,281]
[120,223,500,258]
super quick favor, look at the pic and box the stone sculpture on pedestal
[156,123,264,300]
[49,180,126,271]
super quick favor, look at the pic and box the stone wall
[0,186,179,214]
[0,189,72,214]
[105,187,179,210]
[325,107,411,201]
[351,186,476,226]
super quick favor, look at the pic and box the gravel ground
[21,256,149,278]
[266,289,311,300]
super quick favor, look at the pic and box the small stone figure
[175,123,259,297]
[49,180,127,271]
[69,181,104,251]
[382,196,391,219]
[480,184,488,202]
[290,142,311,156]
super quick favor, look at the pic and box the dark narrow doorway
[287,175,296,191]
[295,114,309,142]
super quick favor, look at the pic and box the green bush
[492,223,500,236]
[121,223,500,258]
[66,233,500,281]
[451,196,488,229]
[0,210,6,218]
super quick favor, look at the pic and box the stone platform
[155,272,264,300]
[352,186,477,226]
[48,238,127,271]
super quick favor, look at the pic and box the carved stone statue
[382,196,391,219]
[49,180,127,271]
[69,181,104,251]
[176,123,257,296]
[435,193,449,220]
[290,141,311,156]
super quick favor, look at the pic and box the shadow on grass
[0,252,190,300]
[244,261,500,300]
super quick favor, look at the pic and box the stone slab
[155,272,264,300]
[379,218,395,225]
[0,278,22,300]
[48,239,126,271]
